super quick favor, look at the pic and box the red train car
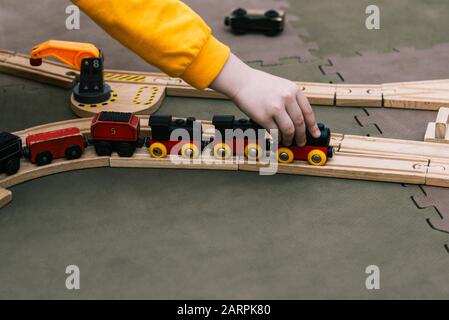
[91,111,141,157]
[276,124,333,165]
[211,116,266,161]
[277,145,331,166]
[23,127,85,166]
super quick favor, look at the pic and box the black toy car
[0,132,22,175]
[224,8,285,36]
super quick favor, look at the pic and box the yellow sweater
[72,0,230,89]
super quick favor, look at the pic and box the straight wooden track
[2,117,449,209]
[3,50,449,115]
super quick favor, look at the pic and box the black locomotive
[147,115,202,159]
[210,115,333,164]
[0,132,22,175]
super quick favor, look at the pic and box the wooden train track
[1,117,449,209]
[2,50,449,115]
[2,48,449,208]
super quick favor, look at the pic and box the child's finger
[255,117,279,140]
[274,111,296,146]
[285,101,307,146]
[296,91,320,138]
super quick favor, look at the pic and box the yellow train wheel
[277,147,294,164]
[213,143,232,160]
[181,143,200,159]
[244,143,263,161]
[149,142,168,158]
[307,149,327,166]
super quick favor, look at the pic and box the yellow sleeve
[72,0,230,89]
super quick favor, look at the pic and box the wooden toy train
[0,112,333,176]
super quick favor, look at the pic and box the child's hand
[210,54,321,146]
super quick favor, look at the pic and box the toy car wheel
[36,151,53,166]
[117,142,135,158]
[232,8,247,16]
[244,143,263,161]
[213,143,232,160]
[264,10,279,18]
[277,147,294,164]
[94,141,113,157]
[149,142,168,158]
[65,145,83,160]
[181,143,200,159]
[3,157,20,175]
[307,149,327,166]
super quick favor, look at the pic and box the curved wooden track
[1,117,449,209]
[3,50,449,114]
